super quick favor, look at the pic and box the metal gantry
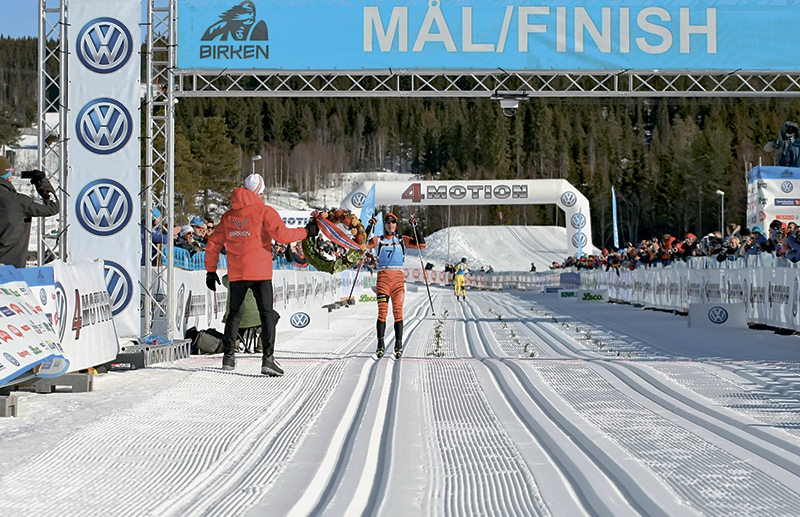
[42,0,800,340]
[37,0,68,263]
[172,68,800,98]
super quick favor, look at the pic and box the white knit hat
[245,173,265,195]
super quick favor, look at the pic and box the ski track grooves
[486,293,800,516]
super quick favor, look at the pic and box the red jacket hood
[231,187,262,210]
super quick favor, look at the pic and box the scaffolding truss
[173,69,800,98]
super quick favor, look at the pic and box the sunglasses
[385,218,397,223]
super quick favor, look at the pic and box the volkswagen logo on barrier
[560,191,577,207]
[794,277,799,318]
[76,179,133,236]
[570,213,586,229]
[708,306,729,324]
[76,17,133,74]
[103,261,133,316]
[351,192,366,208]
[53,282,67,342]
[39,288,47,306]
[782,181,794,193]
[290,312,311,328]
[175,284,185,331]
[76,98,133,155]
[571,233,588,248]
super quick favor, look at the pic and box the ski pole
[347,212,376,304]
[410,215,435,316]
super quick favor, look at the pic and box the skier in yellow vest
[453,257,470,301]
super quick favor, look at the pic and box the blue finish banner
[177,0,798,71]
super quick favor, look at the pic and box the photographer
[0,168,60,268]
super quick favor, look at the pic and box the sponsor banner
[341,180,593,257]
[0,265,69,386]
[177,0,797,71]
[578,289,607,302]
[278,210,312,229]
[37,260,119,375]
[165,269,339,337]
[747,166,800,229]
[560,290,579,300]
[67,1,141,339]
[688,303,747,329]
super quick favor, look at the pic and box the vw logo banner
[68,0,140,339]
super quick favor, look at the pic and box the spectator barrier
[580,266,800,331]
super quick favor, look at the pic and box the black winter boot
[221,340,236,371]
[376,321,386,358]
[394,321,404,358]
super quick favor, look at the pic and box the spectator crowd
[549,220,800,274]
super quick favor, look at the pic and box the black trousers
[223,280,280,358]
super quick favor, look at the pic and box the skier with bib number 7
[365,213,426,358]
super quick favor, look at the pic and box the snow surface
[2,227,800,515]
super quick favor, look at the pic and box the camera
[20,170,35,179]
[500,99,519,118]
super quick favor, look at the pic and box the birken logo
[200,1,269,61]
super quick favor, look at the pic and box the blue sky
[1,4,37,38]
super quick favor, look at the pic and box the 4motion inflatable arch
[341,179,593,257]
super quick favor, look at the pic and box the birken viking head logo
[76,98,133,155]
[76,179,133,236]
[77,17,133,74]
[560,191,577,207]
[232,218,250,230]
[202,1,268,42]
[103,261,133,316]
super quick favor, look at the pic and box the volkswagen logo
[76,179,133,236]
[52,282,67,342]
[76,17,133,74]
[175,284,185,331]
[571,233,588,248]
[560,191,577,207]
[290,312,311,328]
[39,288,47,306]
[794,277,799,318]
[708,306,729,324]
[76,98,133,155]
[103,261,133,316]
[570,213,586,229]
[351,192,366,208]
[782,181,794,193]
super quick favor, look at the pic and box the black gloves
[409,215,418,226]
[369,215,377,226]
[206,271,220,291]
[305,220,318,238]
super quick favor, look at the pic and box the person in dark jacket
[205,173,312,376]
[0,168,60,268]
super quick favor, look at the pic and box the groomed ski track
[2,287,800,516]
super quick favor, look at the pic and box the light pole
[715,189,725,236]
[251,154,262,176]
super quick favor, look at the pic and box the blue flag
[612,186,620,249]
[374,211,384,237]
[359,184,376,227]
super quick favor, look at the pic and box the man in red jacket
[205,174,316,376]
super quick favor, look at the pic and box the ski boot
[376,321,386,358]
[394,321,404,359]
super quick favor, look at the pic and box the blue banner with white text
[177,0,799,71]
